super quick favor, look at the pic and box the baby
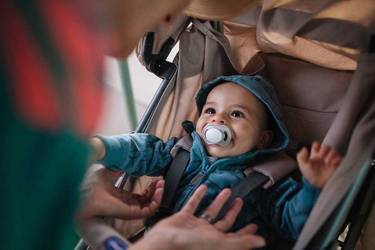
[91,75,342,242]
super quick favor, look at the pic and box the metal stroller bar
[117,32,177,190]
[119,60,137,130]
[340,36,375,249]
[342,156,375,250]
[136,32,177,133]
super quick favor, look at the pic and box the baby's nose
[211,114,226,124]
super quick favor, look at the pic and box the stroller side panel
[294,53,375,249]
[261,53,352,146]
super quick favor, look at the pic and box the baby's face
[196,82,268,158]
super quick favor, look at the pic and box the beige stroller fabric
[294,52,375,249]
[244,0,374,71]
[146,0,375,141]
[114,0,375,245]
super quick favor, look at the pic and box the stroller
[77,1,375,249]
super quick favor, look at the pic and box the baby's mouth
[223,131,228,141]
[202,124,232,147]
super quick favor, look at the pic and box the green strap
[119,60,137,130]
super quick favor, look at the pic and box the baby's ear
[256,130,273,149]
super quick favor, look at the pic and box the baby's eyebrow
[231,104,251,112]
[204,102,217,106]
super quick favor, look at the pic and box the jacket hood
[195,75,289,159]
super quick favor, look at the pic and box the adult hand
[77,168,164,220]
[133,185,266,250]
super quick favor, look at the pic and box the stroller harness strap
[160,121,194,210]
[161,149,190,209]
[144,148,190,228]
[160,121,195,210]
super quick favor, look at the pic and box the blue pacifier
[202,124,232,147]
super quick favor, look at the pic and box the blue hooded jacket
[99,75,320,241]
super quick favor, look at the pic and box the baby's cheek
[196,118,205,134]
[237,137,257,153]
[245,142,257,153]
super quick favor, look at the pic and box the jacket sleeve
[256,177,321,240]
[97,133,176,176]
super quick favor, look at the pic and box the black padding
[369,34,375,53]
[182,120,195,134]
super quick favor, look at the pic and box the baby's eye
[231,110,245,118]
[204,107,216,114]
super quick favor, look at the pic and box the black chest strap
[145,148,190,226]
[161,149,190,208]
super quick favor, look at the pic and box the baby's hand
[90,137,106,161]
[296,142,343,189]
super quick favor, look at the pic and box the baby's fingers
[151,180,164,205]
[297,147,309,166]
[318,144,330,159]
[324,148,343,168]
[310,141,321,159]
[329,153,343,167]
[325,149,336,165]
